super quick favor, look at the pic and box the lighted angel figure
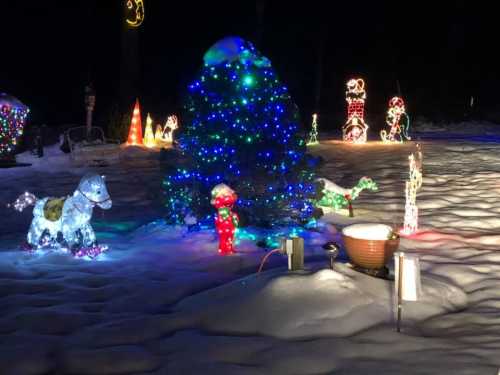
[380,97,410,143]
[11,174,112,254]
[343,78,368,144]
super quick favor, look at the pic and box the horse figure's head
[78,174,112,210]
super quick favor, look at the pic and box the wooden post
[84,84,95,140]
[348,198,354,218]
[397,253,404,332]
[290,237,304,271]
[86,102,94,138]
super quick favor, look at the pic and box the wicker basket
[342,224,400,269]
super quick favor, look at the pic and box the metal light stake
[394,251,422,333]
[397,253,404,332]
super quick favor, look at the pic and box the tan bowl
[342,225,400,269]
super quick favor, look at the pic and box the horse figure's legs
[61,197,92,249]
[27,199,48,247]
[62,221,96,249]
[27,218,44,247]
[80,223,97,247]
[62,223,78,249]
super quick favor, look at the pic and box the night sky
[1,1,495,132]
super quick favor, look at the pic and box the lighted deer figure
[402,145,423,235]
[162,115,179,143]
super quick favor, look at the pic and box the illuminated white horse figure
[12,174,112,251]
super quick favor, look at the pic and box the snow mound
[15,144,71,171]
[119,144,160,160]
[342,223,393,240]
[172,264,467,339]
[413,119,500,135]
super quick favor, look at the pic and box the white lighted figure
[11,174,112,251]
[143,113,156,148]
[307,113,319,145]
[402,145,423,235]
[343,78,368,144]
[162,115,179,143]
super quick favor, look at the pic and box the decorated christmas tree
[163,36,316,227]
[0,93,29,157]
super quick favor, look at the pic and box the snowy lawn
[1,134,500,374]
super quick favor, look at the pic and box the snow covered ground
[1,127,500,374]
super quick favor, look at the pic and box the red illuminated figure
[211,184,239,255]
[342,78,368,144]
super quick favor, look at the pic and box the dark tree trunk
[255,0,266,48]
[119,1,140,113]
[314,23,327,114]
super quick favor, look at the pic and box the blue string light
[163,38,316,226]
